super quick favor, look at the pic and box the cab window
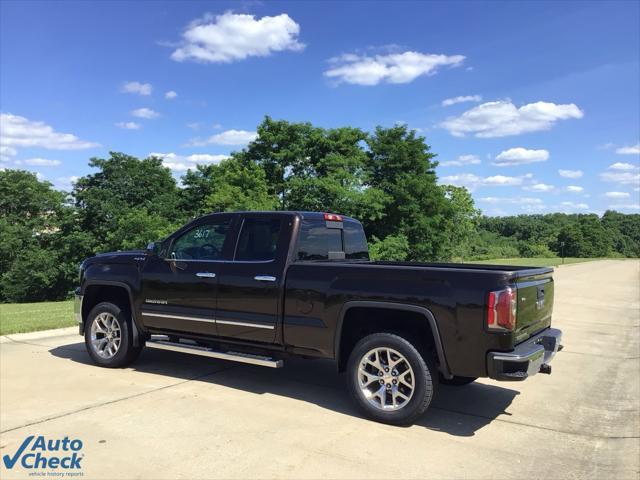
[235,218,282,261]
[171,220,230,261]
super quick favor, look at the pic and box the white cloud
[54,175,79,191]
[439,154,480,167]
[0,113,99,151]
[605,191,630,198]
[565,185,583,193]
[121,81,152,96]
[149,152,229,172]
[171,12,304,64]
[115,121,141,130]
[24,158,61,167]
[558,169,583,178]
[608,162,638,171]
[131,108,160,119]
[600,162,640,186]
[440,100,584,138]
[0,145,17,162]
[441,95,482,107]
[615,143,640,155]
[608,203,640,211]
[324,51,465,86]
[601,171,640,185]
[440,172,530,190]
[524,183,555,192]
[560,201,589,210]
[189,129,257,146]
[479,197,543,205]
[165,90,178,100]
[493,147,549,166]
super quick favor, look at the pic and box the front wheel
[347,332,437,425]
[85,302,143,368]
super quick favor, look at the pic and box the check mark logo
[2,435,33,469]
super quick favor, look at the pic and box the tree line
[1,117,638,302]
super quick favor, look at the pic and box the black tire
[347,332,437,425]
[440,375,478,386]
[84,302,143,368]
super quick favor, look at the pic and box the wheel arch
[81,281,141,346]
[334,301,452,379]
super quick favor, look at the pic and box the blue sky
[1,0,639,215]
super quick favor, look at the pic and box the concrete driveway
[1,260,639,479]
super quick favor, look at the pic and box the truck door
[139,216,234,336]
[214,214,291,344]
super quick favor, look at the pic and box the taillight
[487,287,516,332]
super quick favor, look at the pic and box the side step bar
[146,338,283,368]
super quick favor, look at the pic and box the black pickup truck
[75,211,562,425]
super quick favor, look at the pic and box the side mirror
[146,241,158,255]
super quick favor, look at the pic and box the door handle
[254,275,276,282]
[195,272,216,278]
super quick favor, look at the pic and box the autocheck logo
[2,435,84,471]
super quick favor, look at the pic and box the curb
[0,326,79,344]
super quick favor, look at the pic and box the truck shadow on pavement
[50,342,519,437]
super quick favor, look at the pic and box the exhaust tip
[539,363,552,375]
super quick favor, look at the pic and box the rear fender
[334,301,452,379]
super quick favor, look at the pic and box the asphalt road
[1,260,639,479]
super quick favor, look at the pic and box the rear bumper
[487,327,563,381]
[74,287,83,334]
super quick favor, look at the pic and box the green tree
[105,208,180,250]
[556,223,585,257]
[181,157,279,216]
[441,185,481,260]
[366,125,449,261]
[235,118,386,218]
[73,153,181,250]
[369,234,409,261]
[0,170,70,301]
[602,210,640,257]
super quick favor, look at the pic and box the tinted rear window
[296,219,369,261]
[344,222,369,260]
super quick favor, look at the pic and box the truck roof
[206,210,361,223]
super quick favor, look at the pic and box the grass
[0,300,75,335]
[467,257,602,267]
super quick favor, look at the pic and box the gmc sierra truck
[75,211,562,425]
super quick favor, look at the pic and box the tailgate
[514,270,554,343]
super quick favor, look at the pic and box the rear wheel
[347,332,437,425]
[85,302,143,368]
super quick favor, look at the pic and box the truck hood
[82,249,147,267]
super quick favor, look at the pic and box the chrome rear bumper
[487,327,563,381]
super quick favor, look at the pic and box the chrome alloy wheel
[357,347,415,411]
[90,312,122,359]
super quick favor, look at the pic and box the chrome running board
[146,337,283,368]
